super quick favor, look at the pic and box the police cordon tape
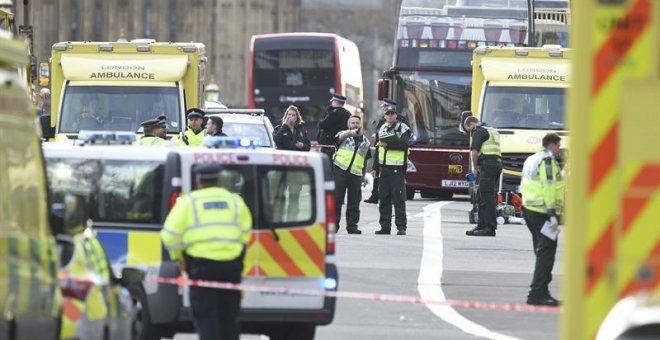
[145,276,560,313]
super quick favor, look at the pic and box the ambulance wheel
[406,188,415,200]
[131,286,161,340]
[269,323,316,340]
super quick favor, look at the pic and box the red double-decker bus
[248,33,363,140]
[378,0,536,199]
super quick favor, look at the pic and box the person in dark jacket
[318,93,351,159]
[274,105,310,220]
[206,116,227,137]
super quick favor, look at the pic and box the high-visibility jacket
[520,149,565,215]
[333,134,371,176]
[161,187,252,261]
[174,128,205,147]
[470,126,501,157]
[135,135,164,146]
[377,121,410,167]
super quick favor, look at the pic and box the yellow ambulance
[44,40,206,141]
[0,32,61,340]
[471,45,571,192]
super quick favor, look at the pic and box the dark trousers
[186,256,243,340]
[523,208,558,298]
[378,166,407,231]
[477,158,502,229]
[333,166,362,230]
[369,173,380,200]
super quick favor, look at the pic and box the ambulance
[0,32,61,340]
[42,137,338,340]
[470,45,571,192]
[44,40,206,142]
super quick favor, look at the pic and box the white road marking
[417,201,522,340]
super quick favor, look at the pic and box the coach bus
[378,0,568,199]
[248,33,363,140]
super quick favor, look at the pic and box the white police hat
[330,93,347,103]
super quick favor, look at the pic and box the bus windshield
[481,86,566,130]
[254,49,335,88]
[59,85,181,134]
[394,71,471,147]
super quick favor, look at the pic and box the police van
[42,137,338,340]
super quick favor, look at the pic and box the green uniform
[174,128,205,147]
[520,149,565,301]
[333,133,371,233]
[470,126,502,230]
[375,120,411,234]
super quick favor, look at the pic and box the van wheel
[406,188,415,200]
[131,286,161,340]
[269,323,316,340]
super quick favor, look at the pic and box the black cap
[194,164,222,179]
[186,108,205,119]
[382,98,397,107]
[140,116,167,129]
[330,93,347,103]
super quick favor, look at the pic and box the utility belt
[478,155,502,165]
[183,251,244,272]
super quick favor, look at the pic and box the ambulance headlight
[323,277,337,290]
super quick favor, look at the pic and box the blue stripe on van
[97,231,128,265]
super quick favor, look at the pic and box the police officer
[176,108,206,146]
[364,98,398,204]
[374,107,411,235]
[333,115,371,234]
[136,115,167,146]
[463,115,502,237]
[318,93,351,159]
[161,164,252,340]
[521,133,564,306]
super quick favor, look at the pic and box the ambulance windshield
[481,86,566,130]
[59,85,180,134]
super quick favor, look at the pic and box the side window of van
[46,158,99,209]
[259,166,315,227]
[190,165,257,223]
[97,161,164,224]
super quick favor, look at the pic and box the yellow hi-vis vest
[333,134,371,176]
[175,128,205,147]
[520,150,565,215]
[135,136,164,146]
[377,121,409,166]
[161,187,252,261]
[470,126,501,157]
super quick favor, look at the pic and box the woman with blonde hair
[272,105,310,221]
[273,105,310,151]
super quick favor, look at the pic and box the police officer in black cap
[364,99,400,204]
[136,115,167,146]
[176,108,206,147]
[318,93,351,159]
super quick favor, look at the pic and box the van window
[259,167,315,227]
[97,161,164,224]
[46,158,164,225]
[190,165,257,224]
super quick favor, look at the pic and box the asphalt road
[173,193,563,340]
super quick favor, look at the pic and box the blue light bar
[77,130,137,144]
[204,136,264,149]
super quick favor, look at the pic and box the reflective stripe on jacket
[480,127,501,157]
[161,187,252,261]
[377,121,409,166]
[520,150,565,215]
[333,134,371,176]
